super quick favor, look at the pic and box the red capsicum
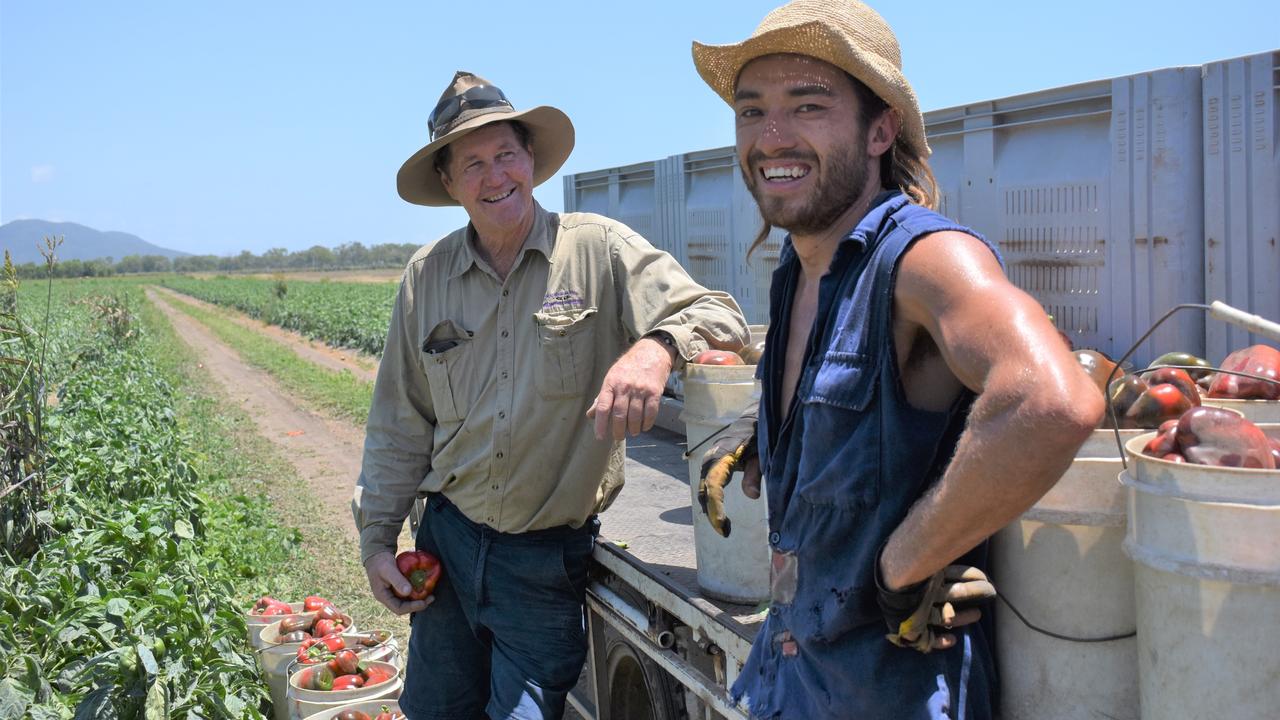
[331,674,365,691]
[394,550,443,600]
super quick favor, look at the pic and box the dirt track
[146,288,368,539]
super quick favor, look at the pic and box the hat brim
[397,105,575,207]
[692,21,929,158]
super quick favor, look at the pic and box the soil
[146,288,368,538]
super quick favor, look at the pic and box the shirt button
[501,330,509,338]
[501,371,509,379]
[769,531,780,544]
[558,329,567,337]
[769,606,779,616]
[498,411,506,419]
[496,452,504,459]
[502,289,509,296]
[491,484,499,490]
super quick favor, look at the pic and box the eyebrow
[733,83,835,102]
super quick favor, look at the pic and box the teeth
[484,189,514,202]
[762,166,808,180]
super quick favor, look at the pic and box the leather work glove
[876,563,996,653]
[694,406,758,538]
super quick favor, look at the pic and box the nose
[754,111,798,156]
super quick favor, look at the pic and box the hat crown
[754,0,901,69]
[429,70,515,139]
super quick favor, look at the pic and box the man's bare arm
[878,231,1105,592]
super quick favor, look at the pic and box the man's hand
[364,551,434,615]
[876,560,995,653]
[696,409,759,537]
[588,337,674,441]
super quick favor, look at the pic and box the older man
[691,2,1105,718]
[354,71,747,719]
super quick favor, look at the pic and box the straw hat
[691,0,929,158]
[397,71,575,207]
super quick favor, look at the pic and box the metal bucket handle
[1105,301,1280,468]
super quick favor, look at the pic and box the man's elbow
[1026,378,1106,455]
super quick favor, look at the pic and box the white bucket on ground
[302,700,403,720]
[992,428,1142,720]
[680,362,769,604]
[1121,428,1279,720]
[258,622,371,720]
[287,660,403,720]
[245,603,310,650]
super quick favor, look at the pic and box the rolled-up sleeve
[610,232,749,363]
[352,274,435,564]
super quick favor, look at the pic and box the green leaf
[105,597,130,619]
[72,687,115,720]
[57,625,86,644]
[136,644,158,676]
[173,520,193,540]
[0,677,34,720]
[220,692,245,716]
[143,678,166,720]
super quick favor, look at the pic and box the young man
[354,71,747,719]
[691,2,1105,718]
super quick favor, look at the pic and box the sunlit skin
[440,122,536,280]
[729,54,1105,650]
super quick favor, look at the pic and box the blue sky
[2,1,1275,257]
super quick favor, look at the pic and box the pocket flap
[805,351,877,411]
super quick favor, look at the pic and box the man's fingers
[592,388,615,440]
[944,579,996,604]
[930,632,957,651]
[641,393,660,433]
[943,565,989,583]
[627,395,645,437]
[742,455,762,499]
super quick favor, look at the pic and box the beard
[742,141,870,236]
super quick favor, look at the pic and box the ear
[867,108,900,159]
[439,168,458,202]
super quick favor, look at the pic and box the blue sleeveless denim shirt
[732,192,1000,719]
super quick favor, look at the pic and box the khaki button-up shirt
[353,203,748,562]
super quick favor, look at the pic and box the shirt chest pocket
[532,307,598,399]
[796,351,881,509]
[422,328,473,424]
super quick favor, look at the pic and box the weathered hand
[588,337,674,441]
[876,562,995,653]
[364,551,433,615]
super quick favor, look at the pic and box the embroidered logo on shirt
[542,290,584,312]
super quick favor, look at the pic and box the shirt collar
[448,201,554,279]
[777,189,905,268]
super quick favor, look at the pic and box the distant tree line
[8,241,423,279]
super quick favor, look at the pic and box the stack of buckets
[680,325,770,605]
[993,399,1278,720]
[246,607,403,720]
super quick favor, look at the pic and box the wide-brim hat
[397,71,575,207]
[691,0,929,159]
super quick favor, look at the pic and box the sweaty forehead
[734,54,848,98]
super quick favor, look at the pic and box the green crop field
[0,275,304,718]
[161,275,397,356]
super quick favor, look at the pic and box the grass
[159,291,375,425]
[136,289,409,642]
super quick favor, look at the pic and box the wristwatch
[644,330,684,370]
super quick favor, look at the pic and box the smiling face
[440,122,536,236]
[734,54,890,237]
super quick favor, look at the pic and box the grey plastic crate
[1202,51,1280,363]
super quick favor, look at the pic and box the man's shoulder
[555,211,643,244]
[404,227,468,274]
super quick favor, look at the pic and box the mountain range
[0,219,189,265]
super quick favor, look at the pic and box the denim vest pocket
[533,307,598,399]
[422,338,472,424]
[796,351,880,509]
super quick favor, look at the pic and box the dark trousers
[399,493,597,720]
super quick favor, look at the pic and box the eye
[736,106,762,119]
[796,103,825,113]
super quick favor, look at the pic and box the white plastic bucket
[257,622,364,720]
[301,700,403,720]
[1121,428,1280,720]
[992,429,1143,720]
[287,660,403,720]
[680,362,769,604]
[246,603,310,650]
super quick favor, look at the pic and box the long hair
[747,75,938,257]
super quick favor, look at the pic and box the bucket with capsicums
[287,659,403,720]
[1120,415,1279,720]
[257,606,357,720]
